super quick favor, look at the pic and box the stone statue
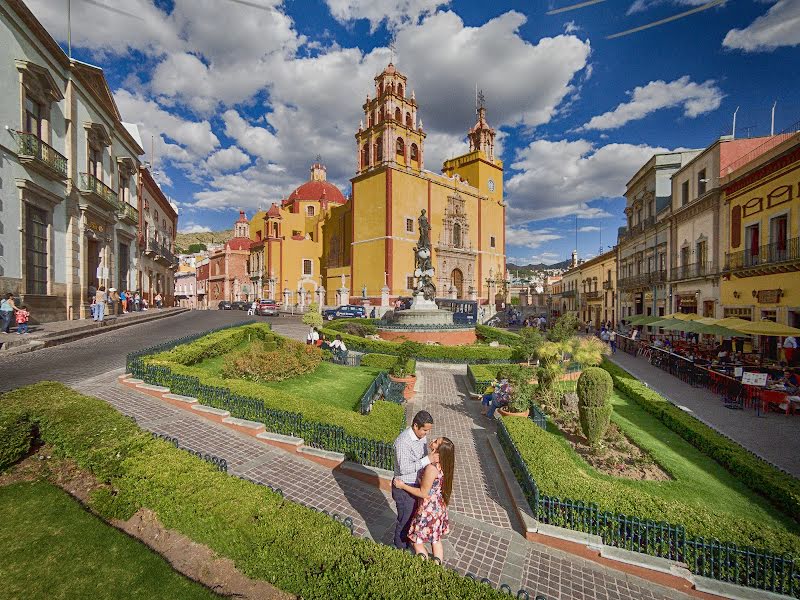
[417,209,431,250]
[362,284,368,299]
[414,209,436,301]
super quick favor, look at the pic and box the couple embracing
[392,410,455,560]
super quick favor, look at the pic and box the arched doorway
[451,268,464,299]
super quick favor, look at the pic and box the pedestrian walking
[134,292,141,312]
[15,305,30,334]
[609,329,617,354]
[155,293,163,309]
[1,293,18,333]
[109,288,120,315]
[94,286,107,322]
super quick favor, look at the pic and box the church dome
[284,161,346,206]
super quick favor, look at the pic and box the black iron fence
[359,371,405,414]
[496,418,800,597]
[670,261,717,281]
[152,432,228,472]
[726,237,800,271]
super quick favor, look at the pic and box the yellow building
[720,133,800,357]
[558,250,617,327]
[349,63,505,304]
[247,63,506,307]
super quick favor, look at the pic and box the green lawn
[0,481,221,600]
[504,386,800,554]
[197,353,381,411]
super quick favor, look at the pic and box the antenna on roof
[732,106,739,140]
[771,101,777,136]
[67,0,71,58]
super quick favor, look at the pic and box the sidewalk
[0,307,188,355]
[609,351,800,476]
[73,368,694,600]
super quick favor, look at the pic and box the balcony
[561,289,576,298]
[649,270,668,284]
[16,132,68,181]
[725,237,800,277]
[156,243,178,268]
[585,290,603,301]
[79,172,118,210]
[617,271,667,290]
[145,238,159,257]
[118,201,139,225]
[670,261,717,282]
[602,280,613,290]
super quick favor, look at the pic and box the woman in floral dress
[393,437,455,561]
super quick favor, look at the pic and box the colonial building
[617,151,700,322]
[208,212,251,305]
[720,133,800,356]
[571,249,617,328]
[138,166,178,307]
[196,258,209,309]
[174,267,197,309]
[0,0,150,322]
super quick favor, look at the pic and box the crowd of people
[306,327,347,354]
[0,293,30,335]
[88,285,164,323]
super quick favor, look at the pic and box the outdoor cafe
[617,313,800,415]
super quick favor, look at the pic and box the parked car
[322,304,366,320]
[231,301,248,311]
[217,300,232,310]
[256,299,279,316]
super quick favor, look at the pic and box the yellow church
[246,63,506,307]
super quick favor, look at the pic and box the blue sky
[27,0,800,263]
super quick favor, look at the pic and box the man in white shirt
[784,336,798,366]
[330,334,347,352]
[392,410,439,549]
[306,327,320,345]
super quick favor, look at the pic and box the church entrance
[87,239,100,292]
[451,268,464,299]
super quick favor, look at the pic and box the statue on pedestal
[414,209,436,302]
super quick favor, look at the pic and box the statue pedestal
[410,292,438,311]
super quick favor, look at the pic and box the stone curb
[256,431,304,447]
[691,576,795,600]
[190,405,231,418]
[163,393,198,405]
[298,445,346,468]
[338,461,393,492]
[223,416,266,430]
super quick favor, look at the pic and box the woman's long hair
[438,437,455,506]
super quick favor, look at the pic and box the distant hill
[175,229,232,252]
[508,259,571,273]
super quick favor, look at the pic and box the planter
[389,374,416,400]
[499,407,530,418]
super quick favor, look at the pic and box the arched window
[272,222,279,238]
[406,112,412,128]
[397,83,404,97]
[361,143,369,168]
[396,137,405,157]
[452,222,462,248]
[375,137,383,162]
[394,107,402,121]
[410,143,419,161]
[378,83,383,96]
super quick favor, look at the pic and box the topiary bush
[223,338,322,382]
[576,367,613,447]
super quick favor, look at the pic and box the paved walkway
[73,365,693,600]
[609,351,800,476]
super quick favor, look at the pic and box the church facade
[246,63,506,307]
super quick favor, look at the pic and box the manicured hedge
[475,325,521,347]
[360,353,416,375]
[145,326,404,443]
[502,415,800,555]
[320,326,513,363]
[602,359,800,521]
[467,364,536,393]
[0,383,508,600]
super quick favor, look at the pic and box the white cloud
[578,225,601,232]
[505,227,562,249]
[509,252,564,265]
[325,0,450,31]
[581,76,723,131]
[179,223,212,234]
[206,147,251,172]
[564,20,580,33]
[506,139,669,222]
[723,0,800,52]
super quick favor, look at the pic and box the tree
[576,367,614,448]
[565,336,609,368]
[547,314,580,343]
[187,243,207,254]
[302,303,323,328]
[517,327,544,365]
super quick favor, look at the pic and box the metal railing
[670,261,717,281]
[16,131,67,178]
[726,237,800,270]
[618,274,649,290]
[79,172,118,208]
[496,417,800,597]
[359,371,406,414]
[584,290,603,301]
[602,280,613,290]
[561,289,576,298]
[118,201,139,224]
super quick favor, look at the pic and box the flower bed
[0,383,509,600]
[129,324,404,469]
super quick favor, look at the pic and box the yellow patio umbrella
[728,320,800,337]
[716,317,756,330]
[697,317,721,325]
[664,312,703,321]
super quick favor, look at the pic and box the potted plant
[388,341,419,400]
[499,380,531,417]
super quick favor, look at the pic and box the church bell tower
[355,63,426,174]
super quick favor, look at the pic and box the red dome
[286,180,346,205]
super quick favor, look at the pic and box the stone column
[381,285,390,307]
[338,287,349,306]
[468,286,477,302]
[283,288,291,309]
[317,286,326,309]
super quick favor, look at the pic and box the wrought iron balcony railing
[725,237,800,271]
[16,132,68,179]
[118,201,139,224]
[617,270,667,289]
[560,289,576,298]
[584,290,603,301]
[79,172,118,208]
[670,261,717,281]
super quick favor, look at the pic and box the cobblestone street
[4,312,696,599]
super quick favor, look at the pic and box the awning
[728,320,800,336]
[628,315,662,325]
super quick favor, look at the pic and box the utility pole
[771,101,777,136]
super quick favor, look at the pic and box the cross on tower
[478,89,486,109]
[389,36,397,64]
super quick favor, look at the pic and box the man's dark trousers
[392,486,416,549]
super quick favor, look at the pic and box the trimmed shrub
[223,338,322,382]
[0,383,509,600]
[475,325,521,346]
[340,322,378,337]
[155,324,273,366]
[602,359,800,521]
[576,367,613,447]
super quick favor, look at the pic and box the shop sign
[86,220,105,234]
[644,292,653,302]
[678,295,697,306]
[757,289,782,304]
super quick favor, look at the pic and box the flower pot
[389,374,416,400]
[499,407,530,418]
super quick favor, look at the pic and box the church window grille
[394,107,402,121]
[410,143,418,161]
[490,236,496,248]
[303,259,312,276]
[405,218,414,233]
[396,137,405,157]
